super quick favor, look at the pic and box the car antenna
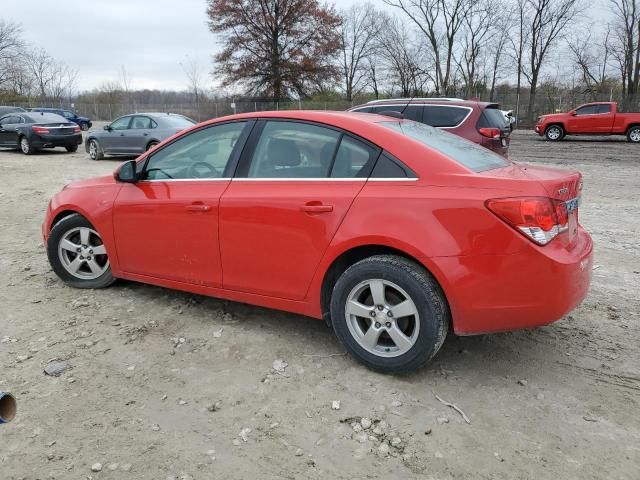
[399,93,416,117]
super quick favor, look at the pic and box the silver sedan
[85,113,196,160]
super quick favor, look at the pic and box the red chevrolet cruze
[43,111,593,373]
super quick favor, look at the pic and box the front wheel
[88,139,104,160]
[627,126,640,143]
[146,141,159,151]
[330,255,449,373]
[545,125,564,141]
[80,122,89,131]
[46,214,115,289]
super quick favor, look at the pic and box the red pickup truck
[535,102,640,143]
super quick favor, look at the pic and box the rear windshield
[27,112,68,124]
[379,120,509,172]
[477,106,508,129]
[160,115,196,128]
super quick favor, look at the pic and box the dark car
[85,112,195,160]
[0,111,82,155]
[0,106,26,117]
[350,98,511,156]
[28,107,92,131]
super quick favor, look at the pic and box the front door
[219,120,380,300]
[567,104,612,134]
[112,120,251,286]
[101,115,133,153]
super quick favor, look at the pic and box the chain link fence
[7,94,640,128]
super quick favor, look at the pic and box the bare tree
[486,5,515,101]
[609,0,639,101]
[523,0,582,120]
[0,20,25,89]
[48,62,78,100]
[26,47,54,98]
[118,65,136,111]
[339,3,381,102]
[568,27,612,98]
[181,56,205,121]
[383,0,473,95]
[455,0,496,98]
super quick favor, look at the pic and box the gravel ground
[1,129,638,479]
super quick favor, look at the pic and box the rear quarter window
[423,105,471,127]
[380,120,509,172]
[477,107,508,129]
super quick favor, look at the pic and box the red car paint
[535,101,640,138]
[43,111,593,335]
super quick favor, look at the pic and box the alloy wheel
[20,138,29,154]
[546,126,561,140]
[630,128,640,143]
[345,279,420,358]
[89,141,98,159]
[57,227,109,280]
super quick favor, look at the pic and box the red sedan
[43,111,593,373]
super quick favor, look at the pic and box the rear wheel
[545,125,564,141]
[330,255,449,373]
[20,136,36,155]
[146,141,159,151]
[627,126,640,143]
[88,139,103,160]
[65,145,78,153]
[47,214,115,289]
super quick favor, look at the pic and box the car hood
[63,175,116,190]
[537,113,566,122]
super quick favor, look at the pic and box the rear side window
[330,136,378,178]
[370,105,423,122]
[379,120,509,172]
[597,104,611,114]
[423,106,470,127]
[352,107,372,113]
[476,107,508,129]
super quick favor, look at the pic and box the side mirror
[569,111,577,116]
[115,160,138,183]
[103,125,112,131]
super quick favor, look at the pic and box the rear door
[595,104,615,133]
[219,119,379,300]
[0,116,20,146]
[112,120,252,286]
[127,115,155,153]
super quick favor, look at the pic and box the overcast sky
[3,0,385,92]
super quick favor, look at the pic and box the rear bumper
[32,134,82,148]
[431,227,593,335]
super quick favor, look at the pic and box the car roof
[27,112,69,123]
[352,99,499,109]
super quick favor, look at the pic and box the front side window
[575,105,598,115]
[110,116,132,130]
[142,121,247,180]
[62,111,74,119]
[246,121,340,178]
[380,120,509,172]
[423,106,470,127]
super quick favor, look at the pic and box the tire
[545,125,564,141]
[80,122,89,131]
[65,145,78,153]
[19,136,36,155]
[627,125,640,143]
[330,255,449,373]
[46,213,116,289]
[88,138,104,160]
[146,141,159,151]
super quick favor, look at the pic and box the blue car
[28,108,93,131]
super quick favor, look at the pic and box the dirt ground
[1,129,638,480]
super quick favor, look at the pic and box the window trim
[110,115,133,131]
[353,103,473,129]
[137,119,255,182]
[574,105,609,116]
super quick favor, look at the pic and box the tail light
[73,126,81,133]
[486,197,569,245]
[478,127,501,139]
[32,126,50,134]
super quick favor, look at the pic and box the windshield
[379,120,509,172]
[160,115,197,128]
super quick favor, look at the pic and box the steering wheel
[188,162,221,178]
[145,168,174,179]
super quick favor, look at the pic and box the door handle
[185,204,212,212]
[143,133,148,136]
[302,202,333,213]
